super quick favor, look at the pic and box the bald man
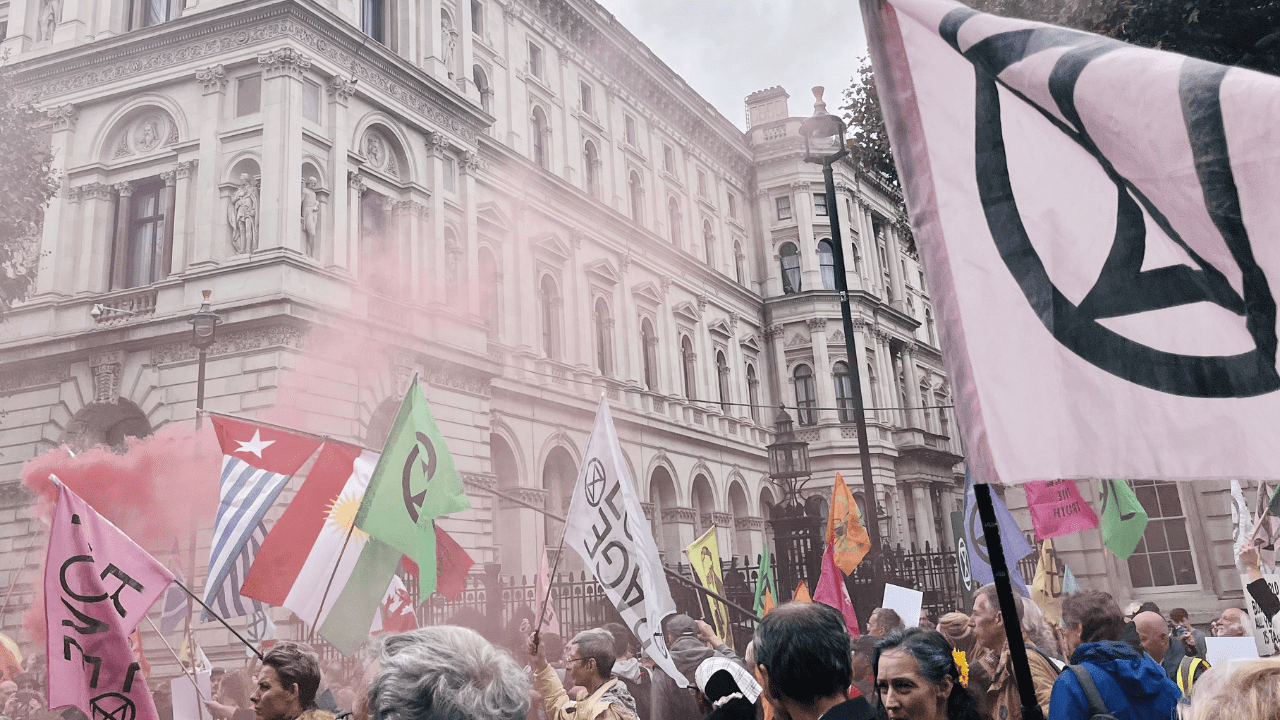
[1212,608,1250,638]
[1133,612,1170,663]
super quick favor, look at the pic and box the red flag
[812,545,860,637]
[377,576,419,634]
[402,525,473,600]
[792,581,811,602]
[1023,480,1099,539]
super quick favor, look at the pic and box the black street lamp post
[765,407,823,596]
[188,290,221,429]
[800,87,886,598]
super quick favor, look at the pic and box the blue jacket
[1047,641,1180,720]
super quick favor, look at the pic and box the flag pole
[466,479,762,622]
[309,521,359,644]
[534,533,569,654]
[173,579,265,661]
[146,616,209,704]
[974,483,1044,720]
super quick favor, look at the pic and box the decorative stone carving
[89,351,124,403]
[441,15,458,77]
[641,502,654,521]
[196,65,229,94]
[227,173,260,254]
[461,473,497,490]
[362,129,399,177]
[46,104,77,131]
[661,506,697,524]
[79,183,114,201]
[37,0,60,42]
[764,324,785,340]
[459,150,481,174]
[498,487,549,510]
[66,186,83,203]
[424,130,449,156]
[328,75,357,102]
[301,176,320,256]
[734,516,766,531]
[113,181,134,198]
[785,333,809,348]
[710,512,733,526]
[257,47,312,80]
[391,353,416,396]
[570,227,585,249]
[0,363,70,394]
[175,160,198,179]
[660,275,673,295]
[347,170,367,195]
[806,317,828,332]
[150,324,309,365]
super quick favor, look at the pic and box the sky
[596,0,870,131]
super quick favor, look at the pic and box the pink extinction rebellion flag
[1023,480,1099,539]
[863,0,1280,485]
[812,545,860,638]
[45,482,174,720]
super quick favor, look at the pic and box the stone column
[617,255,638,392]
[169,160,197,275]
[511,200,536,356]
[875,330,897,426]
[33,104,77,296]
[851,319,875,424]
[662,507,698,556]
[790,182,818,291]
[458,0,474,95]
[52,0,91,46]
[159,169,177,278]
[766,324,788,412]
[257,48,310,255]
[567,229,588,372]
[461,151,481,316]
[74,183,115,292]
[903,343,923,429]
[191,65,227,268]
[807,317,834,424]
[346,172,367,281]
[109,182,133,289]
[424,131,449,306]
[327,76,357,271]
[911,483,939,550]
[660,278,680,402]
[885,223,906,311]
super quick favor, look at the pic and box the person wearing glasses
[528,628,639,720]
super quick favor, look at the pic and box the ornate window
[359,190,396,292]
[583,141,600,198]
[540,275,562,360]
[112,178,172,289]
[814,192,828,216]
[528,41,544,79]
[663,144,676,174]
[580,81,594,116]
[818,239,836,290]
[919,381,933,431]
[531,106,548,169]
[746,363,760,423]
[641,318,659,391]
[473,66,491,113]
[625,115,637,145]
[362,0,385,42]
[833,361,855,423]
[1127,481,1199,588]
[794,364,817,426]
[780,242,801,294]
[128,0,180,30]
[716,351,730,413]
[594,298,614,377]
[681,335,697,400]
[776,196,792,221]
[470,0,483,34]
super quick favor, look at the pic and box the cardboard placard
[882,583,924,628]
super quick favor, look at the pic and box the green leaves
[840,56,899,189]
[0,62,59,317]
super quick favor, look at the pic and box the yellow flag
[826,473,872,574]
[685,526,734,649]
[1031,538,1064,625]
[793,581,811,602]
[761,587,775,616]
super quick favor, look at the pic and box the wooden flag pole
[146,616,209,704]
[974,483,1044,720]
[533,532,569,654]
[310,520,358,644]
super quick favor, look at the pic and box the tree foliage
[1099,1,1280,74]
[840,56,898,188]
[0,61,58,316]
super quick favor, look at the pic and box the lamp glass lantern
[766,407,810,502]
[188,290,221,350]
[799,86,847,162]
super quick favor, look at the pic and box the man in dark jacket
[1048,591,1179,720]
[753,603,875,720]
[650,615,740,720]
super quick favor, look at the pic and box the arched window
[470,0,483,34]
[539,275,561,360]
[478,247,499,332]
[716,351,730,413]
[629,171,644,224]
[594,298,614,376]
[794,364,817,425]
[641,318,658,390]
[734,240,746,286]
[746,363,760,423]
[681,335,697,400]
[473,66,491,113]
[703,220,715,267]
[818,239,836,290]
[920,381,933,431]
[531,107,548,169]
[833,361,855,423]
[667,198,681,247]
[583,141,599,198]
[780,242,801,294]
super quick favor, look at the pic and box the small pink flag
[812,544,860,638]
[45,482,174,720]
[1023,480,1100,539]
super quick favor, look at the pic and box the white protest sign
[170,669,212,720]
[882,584,924,628]
[1205,637,1259,667]
[1241,573,1280,657]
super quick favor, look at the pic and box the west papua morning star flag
[46,482,174,720]
[563,398,685,687]
[863,0,1280,485]
[205,416,322,619]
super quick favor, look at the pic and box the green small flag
[1269,484,1280,518]
[1098,479,1149,560]
[753,542,778,616]
[355,377,469,597]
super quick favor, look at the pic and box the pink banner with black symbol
[45,482,174,720]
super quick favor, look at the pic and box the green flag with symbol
[753,541,778,616]
[355,376,470,596]
[1098,479,1148,560]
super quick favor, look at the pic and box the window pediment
[632,281,663,307]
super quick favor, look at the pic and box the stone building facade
[0,0,1247,664]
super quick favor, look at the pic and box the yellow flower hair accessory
[952,648,969,688]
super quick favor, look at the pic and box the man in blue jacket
[1048,590,1180,720]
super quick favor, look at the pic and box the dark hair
[699,669,755,720]
[1170,608,1189,623]
[602,622,636,658]
[872,629,983,720]
[1062,591,1128,645]
[753,602,853,704]
[873,608,904,631]
[1137,602,1161,615]
[262,642,322,710]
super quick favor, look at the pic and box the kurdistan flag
[355,376,470,597]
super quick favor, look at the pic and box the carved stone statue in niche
[38,0,59,42]
[366,134,383,167]
[227,173,260,253]
[301,176,320,256]
[442,16,458,77]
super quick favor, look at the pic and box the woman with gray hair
[366,626,532,720]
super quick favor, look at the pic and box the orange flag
[761,587,776,615]
[825,473,871,574]
[792,581,811,602]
